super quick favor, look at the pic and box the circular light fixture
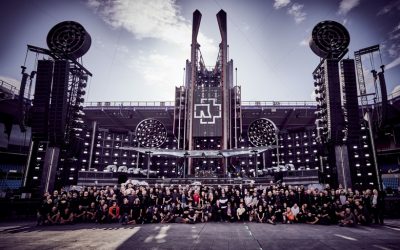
[135,118,167,148]
[248,118,277,147]
[47,21,91,59]
[309,20,350,59]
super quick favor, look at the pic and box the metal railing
[241,101,317,107]
[70,88,400,109]
[0,79,18,97]
[83,101,175,107]
[83,100,319,108]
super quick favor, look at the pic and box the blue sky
[0,0,399,102]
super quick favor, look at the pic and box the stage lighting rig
[248,118,278,147]
[135,118,167,148]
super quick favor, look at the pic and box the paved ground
[0,220,399,250]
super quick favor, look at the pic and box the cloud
[377,0,400,16]
[383,22,400,69]
[287,3,307,24]
[386,56,400,70]
[273,0,291,9]
[338,0,361,15]
[130,51,183,88]
[310,89,317,101]
[387,43,400,58]
[299,37,309,46]
[86,0,217,57]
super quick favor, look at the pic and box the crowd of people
[37,182,385,227]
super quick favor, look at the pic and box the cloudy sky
[0,0,399,102]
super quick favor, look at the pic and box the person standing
[371,189,385,225]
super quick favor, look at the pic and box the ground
[0,220,399,250]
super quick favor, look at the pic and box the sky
[0,0,399,103]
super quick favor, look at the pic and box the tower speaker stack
[49,60,69,145]
[31,60,54,140]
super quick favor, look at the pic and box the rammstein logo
[194,98,222,124]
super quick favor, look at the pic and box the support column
[145,151,152,179]
[23,140,35,187]
[334,145,351,189]
[40,146,60,194]
[88,120,97,170]
[366,111,383,191]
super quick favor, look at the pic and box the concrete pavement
[0,221,399,250]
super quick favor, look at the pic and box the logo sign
[193,87,222,137]
[194,98,221,124]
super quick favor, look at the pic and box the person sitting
[129,198,142,224]
[284,207,295,224]
[152,207,161,223]
[318,203,332,225]
[248,205,256,222]
[108,201,120,223]
[265,206,276,225]
[202,202,212,222]
[237,203,246,222]
[339,208,356,227]
[46,206,60,225]
[86,202,97,222]
[297,204,309,223]
[195,202,204,223]
[305,212,319,225]
[213,200,223,222]
[97,203,109,224]
[354,200,369,225]
[60,208,74,224]
[37,198,53,226]
[188,204,197,224]
[256,205,265,223]
[74,205,87,223]
[161,211,174,223]
[119,198,132,225]
[291,203,300,222]
[226,202,235,222]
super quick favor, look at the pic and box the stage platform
[0,221,400,250]
[77,169,320,187]
[77,170,275,187]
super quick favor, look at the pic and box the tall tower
[309,20,351,188]
[180,10,234,176]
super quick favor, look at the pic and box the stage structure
[309,20,380,189]
[74,13,383,190]
[23,21,92,195]
[175,10,232,175]
[12,11,392,192]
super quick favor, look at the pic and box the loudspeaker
[49,60,69,145]
[118,173,128,184]
[31,60,54,140]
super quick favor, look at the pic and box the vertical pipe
[45,147,57,193]
[146,152,151,179]
[183,156,186,179]
[88,120,97,170]
[177,88,182,149]
[366,111,382,191]
[234,68,238,149]
[254,152,258,178]
[23,140,34,187]
[276,134,280,166]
